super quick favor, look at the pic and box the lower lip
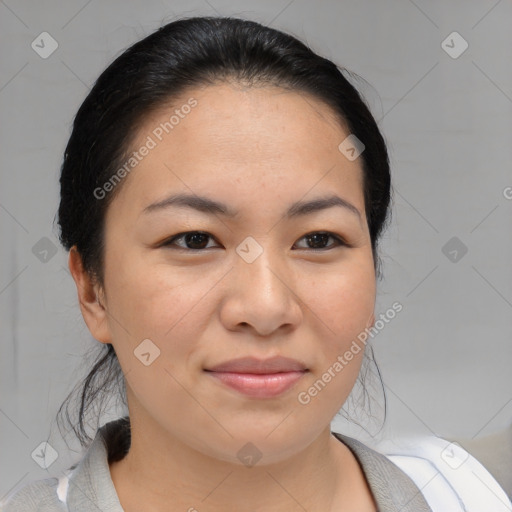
[206,371,306,398]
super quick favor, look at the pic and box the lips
[204,356,308,398]
[205,355,308,374]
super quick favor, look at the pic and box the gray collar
[332,432,432,511]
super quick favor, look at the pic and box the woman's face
[87,82,376,464]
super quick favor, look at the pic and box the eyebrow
[142,193,362,222]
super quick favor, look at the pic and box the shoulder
[334,432,433,510]
[1,417,130,512]
[375,435,512,512]
[1,475,68,511]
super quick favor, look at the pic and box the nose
[219,245,303,337]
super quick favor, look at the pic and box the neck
[109,413,358,512]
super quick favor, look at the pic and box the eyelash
[160,231,349,252]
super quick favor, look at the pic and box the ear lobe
[68,246,112,344]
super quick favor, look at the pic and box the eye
[293,231,348,251]
[161,231,220,251]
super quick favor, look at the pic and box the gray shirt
[2,417,432,511]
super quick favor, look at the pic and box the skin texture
[69,82,378,511]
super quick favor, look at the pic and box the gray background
[1,0,511,500]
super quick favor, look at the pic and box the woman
[2,15,510,512]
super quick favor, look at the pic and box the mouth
[204,356,308,398]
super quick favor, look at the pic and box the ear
[68,246,112,344]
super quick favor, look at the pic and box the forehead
[110,83,365,219]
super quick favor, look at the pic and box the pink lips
[205,356,308,398]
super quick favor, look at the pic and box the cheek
[104,262,214,417]
[105,251,209,335]
[104,253,229,385]
[296,258,375,344]
[292,258,375,403]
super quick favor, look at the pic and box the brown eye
[293,232,347,251]
[162,231,219,250]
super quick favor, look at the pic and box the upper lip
[205,356,308,374]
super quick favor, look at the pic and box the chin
[193,423,322,468]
